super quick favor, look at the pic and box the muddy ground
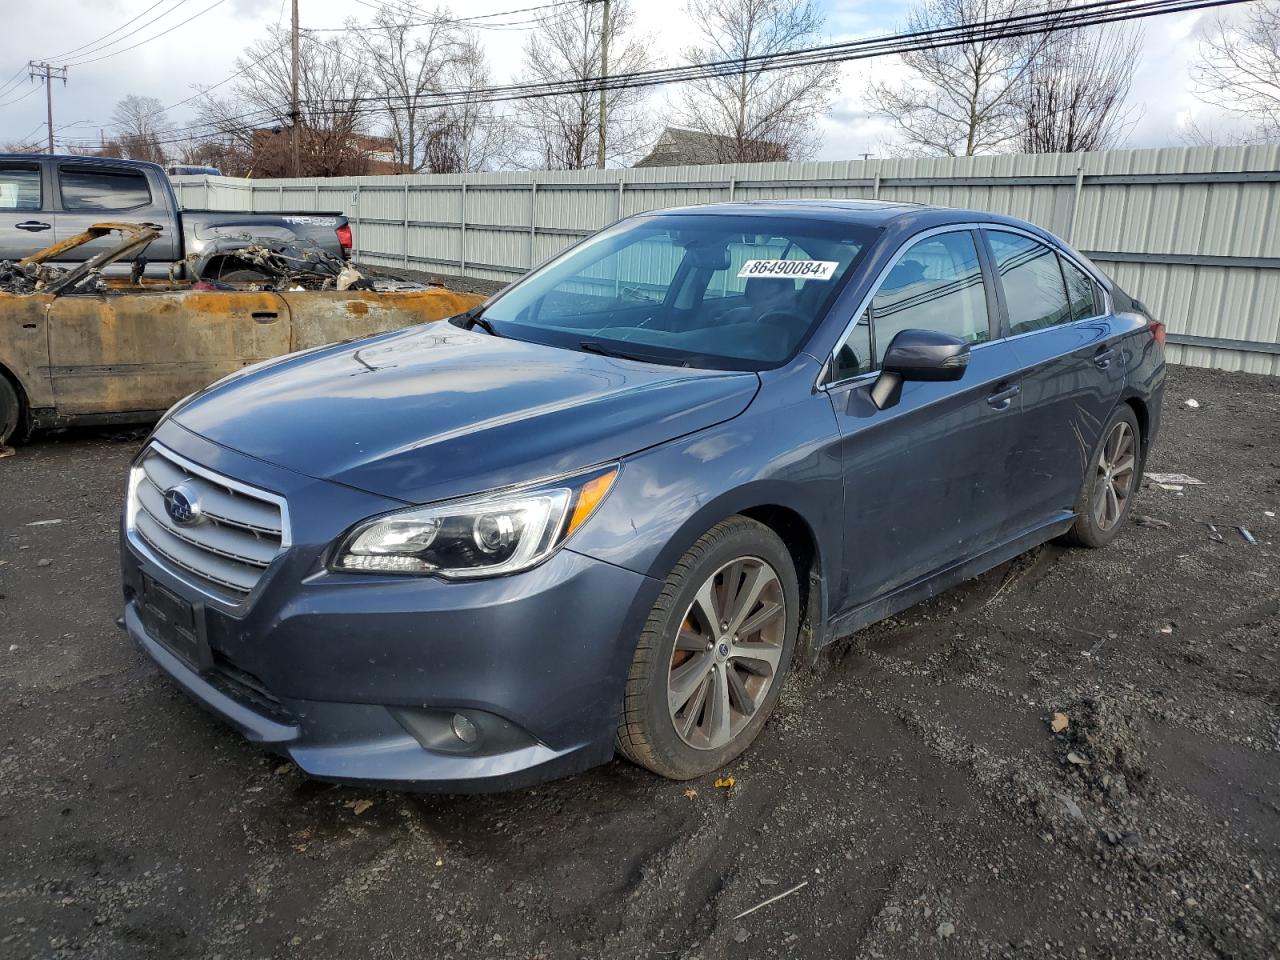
[0,364,1276,960]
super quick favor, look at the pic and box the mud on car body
[118,200,1166,791]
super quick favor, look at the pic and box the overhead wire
[54,0,1243,150]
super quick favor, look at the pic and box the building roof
[633,127,786,167]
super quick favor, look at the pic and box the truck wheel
[217,268,271,284]
[0,375,23,446]
[616,517,799,780]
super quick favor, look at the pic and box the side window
[0,164,42,211]
[870,231,990,359]
[59,166,152,212]
[1061,256,1103,321]
[831,309,873,381]
[987,231,1071,335]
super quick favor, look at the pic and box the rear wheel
[1062,405,1141,548]
[616,517,799,780]
[0,374,23,446]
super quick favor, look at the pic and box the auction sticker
[737,259,838,280]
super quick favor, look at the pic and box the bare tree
[194,26,373,177]
[1191,2,1280,143]
[677,0,837,162]
[425,37,515,173]
[110,95,171,164]
[511,1,654,169]
[868,0,1041,157]
[1014,23,1142,153]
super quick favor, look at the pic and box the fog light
[451,713,478,744]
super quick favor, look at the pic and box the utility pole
[290,0,301,177]
[595,0,610,170]
[28,62,67,155]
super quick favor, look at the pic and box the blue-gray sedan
[119,200,1166,791]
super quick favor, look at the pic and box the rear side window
[987,231,1071,335]
[1061,256,1103,320]
[0,164,41,210]
[59,166,152,212]
[869,231,990,360]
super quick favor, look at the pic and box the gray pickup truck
[0,154,351,279]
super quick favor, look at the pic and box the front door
[825,228,1027,611]
[981,229,1127,531]
[47,290,291,416]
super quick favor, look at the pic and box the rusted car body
[0,224,483,437]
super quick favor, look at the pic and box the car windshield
[480,214,879,370]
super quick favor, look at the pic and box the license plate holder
[140,575,210,671]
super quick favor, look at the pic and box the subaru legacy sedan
[119,200,1165,791]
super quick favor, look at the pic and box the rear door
[0,160,53,259]
[51,162,180,271]
[46,290,290,416]
[982,228,1126,530]
[825,227,1027,610]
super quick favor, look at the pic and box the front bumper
[120,427,661,792]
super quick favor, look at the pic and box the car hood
[173,323,760,503]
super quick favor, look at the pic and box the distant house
[249,128,404,177]
[633,126,788,167]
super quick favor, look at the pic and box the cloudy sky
[0,0,1239,161]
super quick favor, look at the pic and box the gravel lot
[1,364,1276,960]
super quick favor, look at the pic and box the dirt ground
[0,364,1276,960]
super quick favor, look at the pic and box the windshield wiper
[578,340,695,366]
[449,306,501,336]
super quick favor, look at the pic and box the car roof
[648,198,1043,234]
[0,153,164,172]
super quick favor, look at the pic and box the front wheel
[616,517,799,780]
[1062,405,1142,548]
[0,375,23,446]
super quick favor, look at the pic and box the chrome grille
[128,444,288,604]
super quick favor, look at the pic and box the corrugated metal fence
[173,144,1280,375]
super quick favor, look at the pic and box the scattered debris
[1146,473,1204,485]
[714,776,736,789]
[36,559,52,568]
[733,927,750,943]
[1183,398,1201,409]
[25,519,63,527]
[346,799,374,816]
[1265,510,1276,518]
[1066,751,1090,766]
[1238,527,1258,546]
[731,880,809,921]
[1056,794,1086,824]
[0,445,13,459]
[1159,624,1175,634]
[1050,712,1070,734]
[1153,483,1184,492]
[682,788,698,800]
[937,921,956,939]
[1133,515,1171,529]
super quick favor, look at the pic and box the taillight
[1149,319,1166,346]
[336,223,353,255]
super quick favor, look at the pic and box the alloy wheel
[1093,420,1136,531]
[667,557,787,751]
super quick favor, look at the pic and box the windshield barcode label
[737,259,838,280]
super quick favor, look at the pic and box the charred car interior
[0,222,483,442]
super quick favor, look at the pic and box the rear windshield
[481,214,879,370]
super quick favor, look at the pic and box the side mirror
[869,329,971,410]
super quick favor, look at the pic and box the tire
[1061,404,1142,548]
[0,374,22,447]
[616,516,800,780]
[217,268,271,284]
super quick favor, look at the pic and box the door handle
[987,383,1021,410]
[251,311,280,323]
[16,220,51,232]
[1093,347,1117,369]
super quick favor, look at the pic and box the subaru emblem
[163,483,203,527]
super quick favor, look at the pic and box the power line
[43,0,187,63]
[63,0,229,68]
[56,0,1248,151]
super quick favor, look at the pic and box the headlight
[331,466,618,578]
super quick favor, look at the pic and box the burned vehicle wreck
[0,223,483,444]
